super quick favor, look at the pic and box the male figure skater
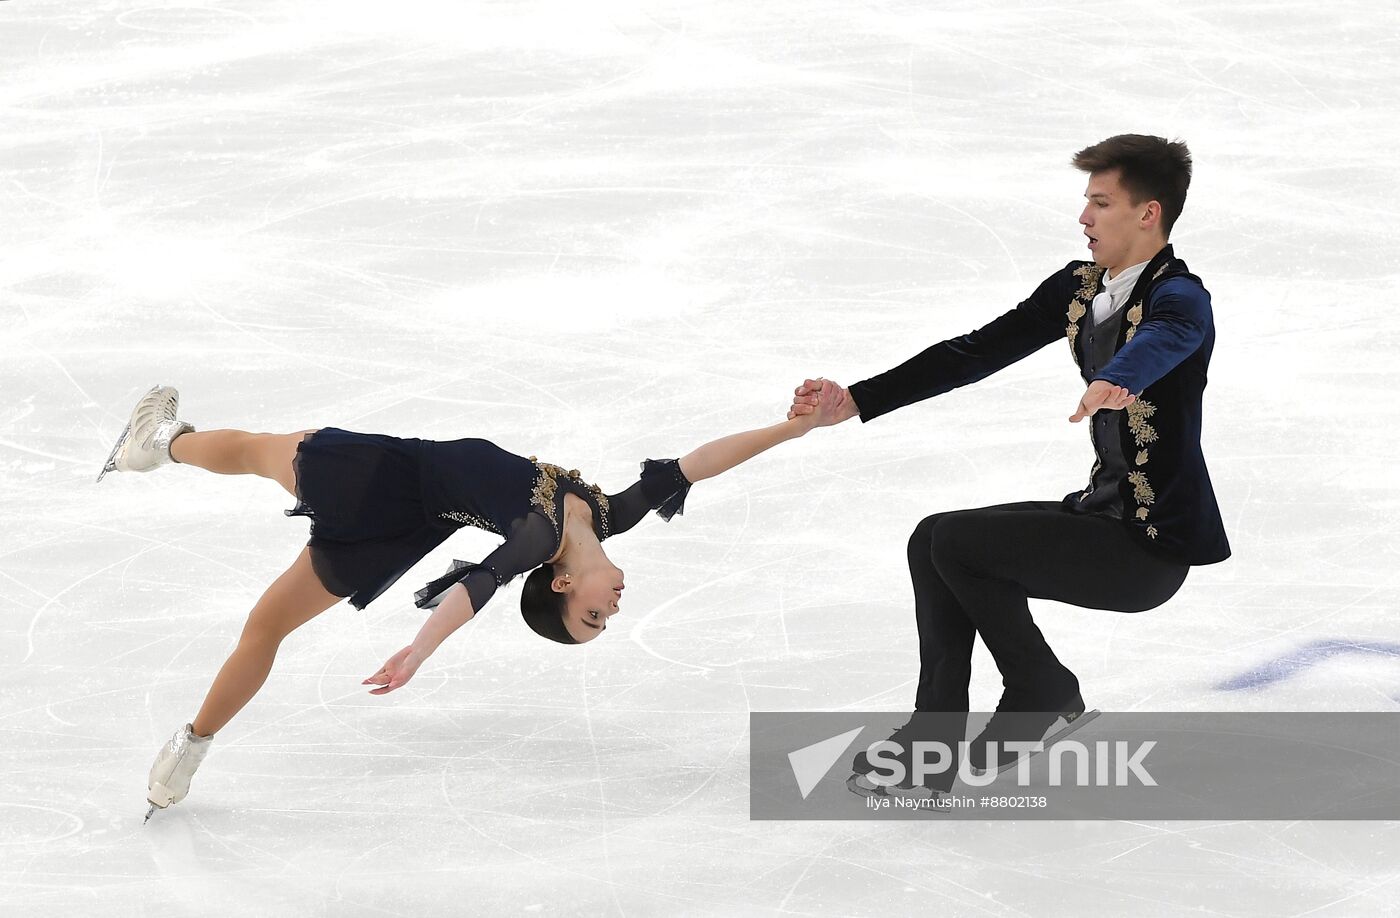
[789,134,1230,793]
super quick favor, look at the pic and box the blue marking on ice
[1215,639,1400,691]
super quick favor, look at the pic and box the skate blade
[977,708,1102,776]
[143,803,158,824]
[846,773,884,798]
[846,774,949,806]
[96,423,131,483]
[97,384,172,482]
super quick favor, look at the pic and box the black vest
[1071,303,1130,517]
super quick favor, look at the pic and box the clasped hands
[787,378,1136,424]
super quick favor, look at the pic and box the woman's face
[558,559,625,644]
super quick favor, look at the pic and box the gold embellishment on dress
[1146,524,1159,539]
[1135,507,1149,520]
[530,461,563,527]
[528,459,611,537]
[1128,470,1155,506]
[438,509,500,534]
[1135,449,1149,466]
[1126,399,1158,447]
[1152,264,1167,280]
[590,486,612,538]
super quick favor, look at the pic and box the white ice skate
[97,385,195,482]
[145,723,214,823]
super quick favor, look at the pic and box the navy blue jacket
[847,244,1230,566]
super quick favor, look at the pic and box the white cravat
[1091,259,1150,325]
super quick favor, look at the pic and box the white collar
[1091,258,1153,325]
[1103,259,1150,293]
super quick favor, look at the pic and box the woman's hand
[363,645,425,695]
[789,378,858,430]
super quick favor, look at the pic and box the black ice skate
[846,712,968,799]
[967,691,1100,776]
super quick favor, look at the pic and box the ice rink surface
[4,0,1399,914]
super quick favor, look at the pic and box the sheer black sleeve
[413,512,558,611]
[605,458,693,538]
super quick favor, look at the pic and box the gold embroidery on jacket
[1128,470,1155,506]
[1126,399,1158,447]
[1126,263,1170,541]
[1075,264,1103,295]
[1126,400,1158,534]
[1066,264,1103,362]
[1123,302,1143,343]
[1078,458,1101,502]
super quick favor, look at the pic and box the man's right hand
[788,378,859,426]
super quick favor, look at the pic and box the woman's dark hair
[520,563,579,645]
[1071,134,1192,238]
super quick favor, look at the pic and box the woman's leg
[171,429,317,498]
[189,546,342,736]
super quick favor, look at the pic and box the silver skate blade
[846,773,948,805]
[846,773,884,798]
[143,803,157,824]
[97,423,131,483]
[976,708,1102,776]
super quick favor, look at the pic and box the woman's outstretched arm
[677,380,837,483]
[363,582,475,694]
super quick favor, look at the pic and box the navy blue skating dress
[284,428,692,612]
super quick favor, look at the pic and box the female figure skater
[99,384,838,820]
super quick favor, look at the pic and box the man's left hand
[1069,380,1136,422]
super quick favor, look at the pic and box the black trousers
[909,500,1189,712]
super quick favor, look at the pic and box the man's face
[1079,168,1154,273]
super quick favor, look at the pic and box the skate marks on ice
[0,803,84,847]
[143,811,248,914]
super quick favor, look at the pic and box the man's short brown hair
[1072,134,1192,238]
